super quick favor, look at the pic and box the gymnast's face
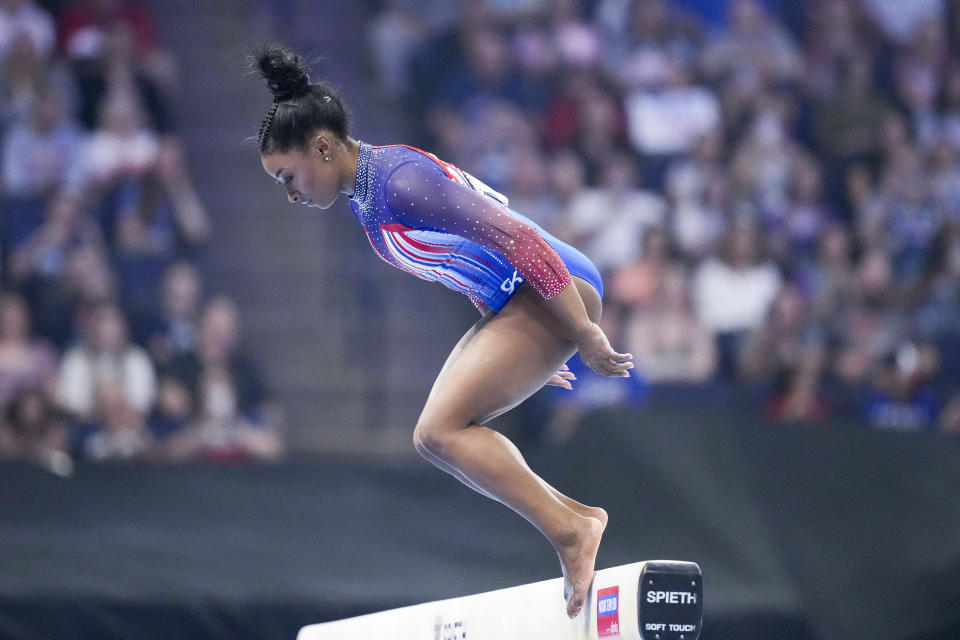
[261,131,344,209]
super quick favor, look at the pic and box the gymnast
[253,46,634,619]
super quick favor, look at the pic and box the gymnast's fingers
[600,358,633,377]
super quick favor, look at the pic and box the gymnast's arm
[384,161,633,377]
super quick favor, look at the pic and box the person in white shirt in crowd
[624,56,720,161]
[558,152,666,274]
[77,90,158,189]
[693,217,782,377]
[56,301,156,421]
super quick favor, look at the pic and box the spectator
[764,352,830,422]
[165,296,274,429]
[913,224,960,340]
[433,25,530,113]
[700,0,803,87]
[873,145,941,282]
[809,56,889,173]
[502,144,558,228]
[929,139,960,220]
[142,260,202,367]
[939,391,960,433]
[802,0,877,100]
[147,375,191,443]
[74,383,153,460]
[607,225,676,310]
[542,0,602,70]
[70,20,171,134]
[693,219,782,377]
[892,18,948,148]
[546,149,587,213]
[0,0,55,61]
[830,248,906,385]
[162,296,282,462]
[160,366,282,463]
[56,301,155,420]
[77,90,158,194]
[367,3,429,101]
[859,0,944,46]
[600,0,700,85]
[937,62,960,151]
[1,85,83,201]
[0,292,57,411]
[542,76,629,183]
[800,221,857,320]
[3,387,72,474]
[664,133,728,261]
[738,282,823,382]
[559,152,666,274]
[623,267,716,384]
[862,340,941,431]
[58,0,177,95]
[31,242,116,348]
[1,28,53,124]
[624,57,720,165]
[764,154,836,266]
[730,98,805,217]
[8,192,105,293]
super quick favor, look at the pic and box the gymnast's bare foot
[557,515,604,618]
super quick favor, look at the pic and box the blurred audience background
[5,0,960,472]
[0,0,283,472]
[369,0,960,438]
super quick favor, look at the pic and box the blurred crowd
[0,0,282,474]
[368,0,960,434]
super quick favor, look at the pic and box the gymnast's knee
[412,419,456,460]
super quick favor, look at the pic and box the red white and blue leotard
[348,142,603,312]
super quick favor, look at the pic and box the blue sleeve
[383,159,572,299]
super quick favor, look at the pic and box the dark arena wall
[1,408,958,640]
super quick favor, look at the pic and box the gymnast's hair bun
[257,46,311,101]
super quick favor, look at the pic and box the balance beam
[298,560,702,640]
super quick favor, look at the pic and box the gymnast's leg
[416,305,608,528]
[412,278,604,618]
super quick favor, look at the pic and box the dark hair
[254,45,351,154]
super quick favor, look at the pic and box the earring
[324,156,331,161]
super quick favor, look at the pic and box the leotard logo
[500,270,524,293]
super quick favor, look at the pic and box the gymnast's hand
[546,363,577,390]
[575,323,634,378]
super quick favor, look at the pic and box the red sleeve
[384,160,572,299]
